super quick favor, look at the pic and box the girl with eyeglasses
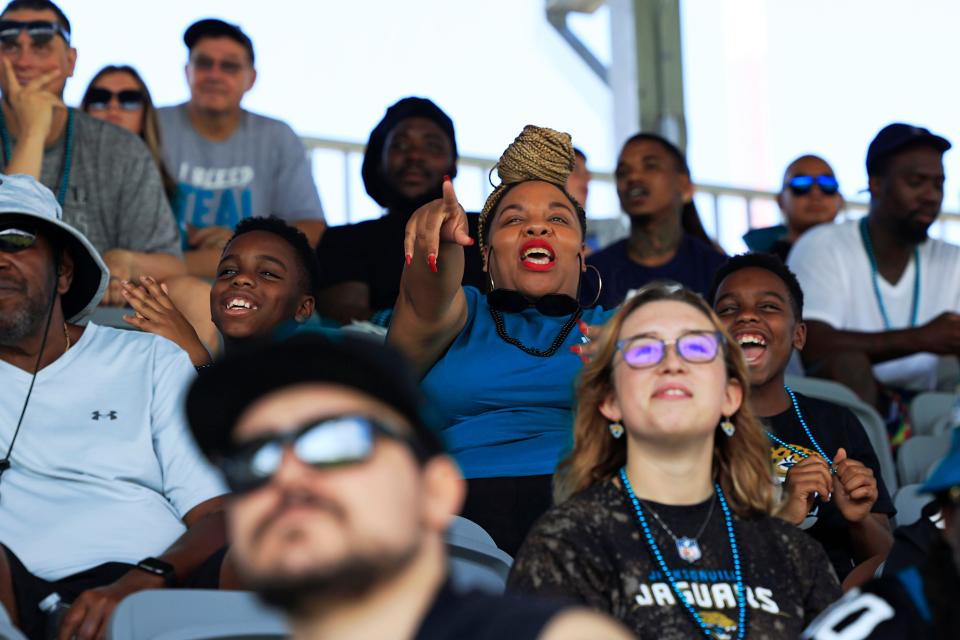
[507,282,841,639]
[388,125,612,556]
[81,65,176,203]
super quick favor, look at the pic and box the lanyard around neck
[0,106,74,206]
[858,217,920,329]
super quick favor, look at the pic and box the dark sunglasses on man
[216,415,429,494]
[787,174,840,196]
[0,225,38,253]
[0,20,70,47]
[86,88,145,112]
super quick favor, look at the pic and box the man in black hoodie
[315,97,483,325]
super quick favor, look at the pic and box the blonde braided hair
[477,125,586,268]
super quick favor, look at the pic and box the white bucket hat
[0,173,108,320]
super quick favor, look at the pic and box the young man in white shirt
[788,123,960,440]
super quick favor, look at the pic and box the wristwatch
[136,557,176,587]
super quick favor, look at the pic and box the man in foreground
[186,334,632,640]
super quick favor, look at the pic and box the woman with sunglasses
[743,155,843,262]
[508,282,841,638]
[389,125,610,556]
[81,65,177,203]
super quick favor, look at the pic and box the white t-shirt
[0,324,227,580]
[788,220,960,389]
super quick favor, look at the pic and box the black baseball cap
[183,18,255,64]
[185,334,445,461]
[866,123,951,176]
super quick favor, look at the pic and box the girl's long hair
[81,65,177,202]
[555,282,775,517]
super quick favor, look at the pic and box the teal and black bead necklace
[765,386,834,468]
[858,216,920,330]
[619,467,747,639]
[0,106,75,206]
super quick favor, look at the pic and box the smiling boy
[710,253,895,589]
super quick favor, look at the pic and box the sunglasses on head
[0,225,38,253]
[787,174,839,196]
[85,88,145,112]
[0,20,70,46]
[486,289,579,317]
[617,330,724,369]
[217,415,427,494]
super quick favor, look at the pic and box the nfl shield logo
[676,537,702,563]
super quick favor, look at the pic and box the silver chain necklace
[640,492,717,563]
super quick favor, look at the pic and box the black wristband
[136,557,176,587]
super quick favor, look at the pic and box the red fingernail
[427,254,438,273]
[580,355,589,364]
[405,254,412,266]
[578,320,588,333]
[569,345,582,354]
[443,175,451,183]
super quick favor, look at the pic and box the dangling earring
[609,422,624,439]
[720,416,735,437]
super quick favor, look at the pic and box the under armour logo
[91,411,118,421]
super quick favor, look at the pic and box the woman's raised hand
[403,177,474,273]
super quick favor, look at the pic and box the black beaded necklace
[489,307,582,358]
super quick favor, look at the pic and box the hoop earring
[584,264,603,307]
[609,422,624,439]
[486,246,496,290]
[720,416,735,437]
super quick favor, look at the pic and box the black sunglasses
[486,288,579,317]
[85,88,145,112]
[0,20,70,46]
[787,174,839,196]
[0,226,38,253]
[216,415,427,494]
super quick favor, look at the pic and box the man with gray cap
[789,122,960,437]
[186,333,632,640]
[315,97,484,324]
[0,173,228,640]
[803,429,960,638]
[157,18,325,278]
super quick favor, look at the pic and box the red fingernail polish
[443,175,451,183]
[569,345,582,354]
[428,255,438,273]
[578,320,588,333]
[405,254,412,266]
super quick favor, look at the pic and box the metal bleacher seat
[909,392,957,436]
[784,375,898,494]
[896,432,952,487]
[893,484,936,528]
[107,589,288,640]
[445,516,513,594]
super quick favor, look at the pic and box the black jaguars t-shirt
[507,479,841,639]
[764,392,895,581]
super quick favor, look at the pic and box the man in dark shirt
[582,133,724,308]
[315,97,484,324]
[185,335,631,640]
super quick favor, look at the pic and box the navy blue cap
[184,18,254,64]
[866,123,951,176]
[922,428,960,495]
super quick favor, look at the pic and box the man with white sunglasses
[186,334,632,640]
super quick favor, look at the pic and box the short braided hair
[477,125,587,267]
